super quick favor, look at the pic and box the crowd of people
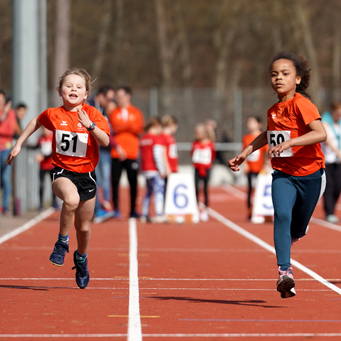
[1,78,217,224]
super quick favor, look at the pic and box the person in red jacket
[0,91,16,215]
[191,123,216,221]
[108,86,144,218]
[140,117,168,223]
[36,127,58,211]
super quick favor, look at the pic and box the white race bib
[192,148,212,165]
[55,130,88,157]
[169,144,178,158]
[267,130,293,157]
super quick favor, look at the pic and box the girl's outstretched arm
[7,116,42,165]
[268,119,327,157]
[228,131,268,172]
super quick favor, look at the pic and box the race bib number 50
[55,130,88,157]
[267,130,293,157]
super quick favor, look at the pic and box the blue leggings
[272,168,326,270]
[142,174,165,217]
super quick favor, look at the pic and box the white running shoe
[277,266,296,298]
[326,215,339,224]
[200,209,209,222]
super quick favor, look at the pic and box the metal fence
[12,87,336,214]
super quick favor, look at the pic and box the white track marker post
[251,173,274,224]
[208,208,341,296]
[128,218,142,341]
[164,173,199,223]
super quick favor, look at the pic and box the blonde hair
[57,68,92,94]
[161,114,178,127]
[194,123,215,142]
[195,123,215,142]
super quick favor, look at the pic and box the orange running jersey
[243,133,268,173]
[108,105,144,160]
[38,104,110,173]
[267,93,325,176]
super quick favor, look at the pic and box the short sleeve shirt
[161,133,178,172]
[38,104,110,173]
[267,93,325,176]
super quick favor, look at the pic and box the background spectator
[13,103,27,139]
[191,123,216,222]
[321,102,341,223]
[242,116,268,219]
[205,119,230,167]
[108,86,144,218]
[35,127,57,211]
[0,90,16,214]
[88,86,115,219]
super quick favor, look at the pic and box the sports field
[1,186,341,340]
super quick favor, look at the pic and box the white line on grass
[128,218,142,341]
[208,208,341,296]
[0,208,55,245]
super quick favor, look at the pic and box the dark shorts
[50,167,97,201]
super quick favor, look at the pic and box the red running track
[1,186,341,340]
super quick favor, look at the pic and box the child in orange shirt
[229,52,326,298]
[7,68,110,289]
[243,116,268,219]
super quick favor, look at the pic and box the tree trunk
[154,0,173,88]
[92,0,113,80]
[53,0,70,107]
[295,0,321,106]
[332,23,341,101]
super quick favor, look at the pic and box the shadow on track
[148,296,284,308]
[0,284,76,291]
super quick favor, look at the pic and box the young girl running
[7,68,110,289]
[192,123,216,222]
[228,52,326,298]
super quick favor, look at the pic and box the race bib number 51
[55,130,88,157]
[267,130,293,157]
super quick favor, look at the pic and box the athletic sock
[76,251,87,263]
[58,234,69,244]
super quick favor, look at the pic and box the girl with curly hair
[228,52,327,299]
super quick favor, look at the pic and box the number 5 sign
[164,173,199,223]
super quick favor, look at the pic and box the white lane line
[1,333,341,338]
[209,208,341,296]
[311,217,341,232]
[224,185,341,234]
[0,208,55,245]
[223,184,247,199]
[128,218,142,341]
[0,277,338,282]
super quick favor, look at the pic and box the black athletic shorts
[50,167,97,201]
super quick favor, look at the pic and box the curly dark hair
[269,52,311,99]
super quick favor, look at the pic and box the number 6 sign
[165,173,199,223]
